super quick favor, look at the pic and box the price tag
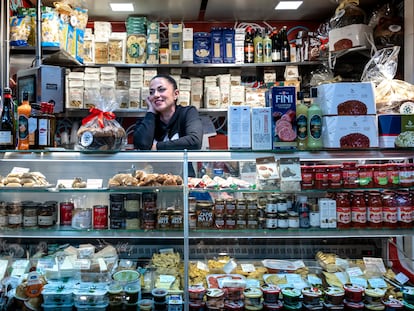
[363,257,386,274]
[73,259,91,270]
[350,276,367,288]
[395,272,410,285]
[10,167,30,174]
[346,267,364,277]
[57,179,73,188]
[368,278,387,288]
[308,274,322,285]
[241,264,256,273]
[334,272,348,285]
[196,261,209,272]
[87,179,103,188]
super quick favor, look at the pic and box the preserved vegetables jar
[335,192,351,229]
[342,162,359,188]
[214,199,225,216]
[351,191,366,228]
[215,215,225,229]
[7,201,22,229]
[23,201,38,228]
[170,210,183,229]
[225,198,236,215]
[157,210,170,230]
[196,201,214,228]
[381,191,398,229]
[0,202,6,229]
[367,192,382,228]
[226,215,236,229]
[395,191,413,228]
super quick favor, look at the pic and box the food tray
[206,274,246,288]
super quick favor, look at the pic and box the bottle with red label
[367,191,382,228]
[351,191,366,228]
[336,192,351,229]
[395,191,413,228]
[342,162,358,188]
[381,191,398,229]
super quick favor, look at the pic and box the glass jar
[265,213,278,229]
[351,191,366,228]
[214,199,225,216]
[381,191,398,229]
[125,193,141,212]
[157,210,170,230]
[236,214,247,230]
[314,165,329,189]
[225,215,236,229]
[37,202,55,228]
[196,201,214,229]
[386,163,400,187]
[23,201,38,229]
[288,212,300,228]
[399,163,414,187]
[247,213,258,229]
[328,165,342,188]
[373,164,388,187]
[342,162,358,188]
[335,192,351,229]
[7,201,22,229]
[225,198,236,215]
[236,199,247,215]
[0,202,7,229]
[367,192,382,228]
[215,215,225,229]
[277,196,288,212]
[170,210,183,229]
[266,195,278,213]
[357,164,373,187]
[395,191,413,228]
[278,213,289,228]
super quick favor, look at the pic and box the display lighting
[274,1,303,10]
[109,3,134,11]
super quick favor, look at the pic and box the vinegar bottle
[253,29,263,63]
[307,88,323,150]
[17,91,31,150]
[296,91,308,150]
[263,30,272,63]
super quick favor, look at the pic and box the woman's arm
[133,112,157,150]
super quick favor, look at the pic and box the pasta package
[41,11,60,47]
[126,34,147,64]
[10,15,31,46]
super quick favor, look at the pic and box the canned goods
[93,205,108,229]
[110,218,125,229]
[60,201,74,226]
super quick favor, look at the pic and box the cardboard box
[228,106,251,149]
[322,115,379,148]
[168,23,183,64]
[252,107,272,150]
[378,114,414,147]
[316,82,376,116]
[328,24,373,52]
[269,86,297,150]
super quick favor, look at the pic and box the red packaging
[93,205,108,229]
[59,201,74,226]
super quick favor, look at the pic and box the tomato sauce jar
[395,191,413,228]
[386,163,400,187]
[351,191,366,228]
[335,192,351,229]
[381,191,398,229]
[314,165,329,189]
[373,164,388,188]
[328,165,342,188]
[357,164,373,188]
[342,162,358,188]
[367,192,382,228]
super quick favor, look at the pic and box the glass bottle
[17,91,31,150]
[263,29,272,63]
[253,29,263,63]
[296,91,308,150]
[244,26,254,63]
[351,191,367,228]
[306,88,323,150]
[0,87,16,149]
[280,26,290,62]
[271,29,281,62]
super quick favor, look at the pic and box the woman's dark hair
[150,74,178,90]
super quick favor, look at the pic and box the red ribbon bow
[82,108,116,128]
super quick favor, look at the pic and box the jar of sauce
[395,191,413,228]
[23,201,38,229]
[247,213,258,229]
[225,215,236,229]
[342,162,358,188]
[170,210,183,229]
[266,196,278,213]
[373,164,388,188]
[367,192,382,228]
[0,202,7,229]
[386,163,400,187]
[265,213,278,229]
[236,214,247,230]
[328,165,342,188]
[357,164,373,187]
[381,191,398,229]
[157,210,170,230]
[278,213,289,228]
[215,215,225,229]
[225,198,236,215]
[399,163,412,187]
[301,165,314,189]
[335,192,351,229]
[214,199,225,216]
[314,165,329,189]
[351,191,366,228]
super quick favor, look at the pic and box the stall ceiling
[35,0,381,22]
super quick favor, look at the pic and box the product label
[0,131,12,144]
[296,114,307,139]
[383,207,398,224]
[337,207,351,224]
[367,207,382,224]
[23,216,37,227]
[398,206,413,223]
[38,118,50,146]
[38,215,54,226]
[18,115,29,140]
[309,114,322,139]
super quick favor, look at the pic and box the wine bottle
[0,87,16,149]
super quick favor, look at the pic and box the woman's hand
[146,97,157,114]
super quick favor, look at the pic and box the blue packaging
[193,32,211,63]
[269,86,297,150]
[210,27,223,63]
[223,28,235,63]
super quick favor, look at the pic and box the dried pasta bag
[76,93,126,151]
[10,15,31,46]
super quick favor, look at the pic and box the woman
[133,74,203,150]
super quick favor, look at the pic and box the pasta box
[378,114,414,147]
[268,86,297,150]
[316,82,376,116]
[322,115,378,148]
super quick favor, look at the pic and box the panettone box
[322,115,379,148]
[316,82,376,116]
[328,24,373,52]
[378,114,414,147]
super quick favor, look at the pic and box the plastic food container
[152,288,168,303]
[112,270,140,284]
[73,285,108,306]
[138,299,154,311]
[244,287,263,306]
[261,285,281,303]
[403,287,414,304]
[343,284,364,303]
[324,287,345,305]
[188,285,206,300]
[281,287,301,305]
[364,288,386,303]
[74,302,109,310]
[302,287,323,304]
[41,303,73,311]
[41,286,74,305]
[343,300,364,311]
[263,300,283,311]
[381,297,404,311]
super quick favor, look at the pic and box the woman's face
[148,77,179,114]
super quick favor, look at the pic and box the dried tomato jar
[335,192,351,229]
[214,198,225,216]
[367,191,383,228]
[225,198,236,215]
[357,164,373,188]
[342,162,358,188]
[301,165,314,189]
[196,201,214,229]
[225,215,236,229]
[328,165,342,188]
[395,191,413,228]
[351,191,367,228]
[381,191,398,229]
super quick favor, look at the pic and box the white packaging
[322,115,379,148]
[108,32,126,64]
[68,71,84,80]
[328,199,337,228]
[230,75,242,86]
[129,88,141,109]
[318,199,330,229]
[178,90,191,106]
[218,74,231,108]
[130,68,144,75]
[252,107,272,150]
[245,88,267,107]
[182,27,194,62]
[191,77,203,108]
[179,78,191,91]
[328,24,373,52]
[130,80,144,89]
[228,105,251,149]
[230,85,245,105]
[144,69,158,86]
[141,87,150,109]
[316,82,376,116]
[205,86,221,109]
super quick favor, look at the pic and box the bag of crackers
[76,85,126,151]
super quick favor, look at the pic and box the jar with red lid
[373,164,388,188]
[386,163,400,187]
[351,191,366,228]
[342,162,358,188]
[367,192,382,228]
[301,165,314,189]
[395,191,413,228]
[357,164,373,188]
[343,284,364,303]
[381,191,398,229]
[335,192,351,229]
[328,165,342,188]
[314,165,329,189]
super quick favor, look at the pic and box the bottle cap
[297,91,304,100]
